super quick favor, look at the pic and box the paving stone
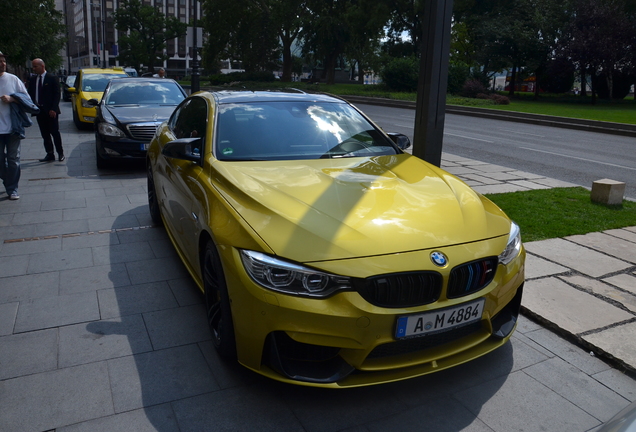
[525,254,569,279]
[92,241,154,266]
[34,218,90,237]
[168,277,202,306]
[125,256,189,285]
[60,263,130,294]
[107,344,219,412]
[12,209,64,225]
[0,253,29,277]
[59,315,153,368]
[454,370,599,432]
[584,322,636,372]
[0,328,58,380]
[62,231,118,250]
[57,404,180,432]
[0,272,60,303]
[592,368,636,402]
[604,228,636,244]
[523,277,633,334]
[27,246,95,273]
[88,214,144,231]
[0,362,114,432]
[143,304,210,350]
[524,356,630,422]
[603,273,636,296]
[567,232,636,264]
[98,281,179,319]
[0,302,18,336]
[62,205,111,221]
[14,291,100,333]
[474,183,530,194]
[524,238,631,277]
[563,274,636,313]
[41,198,88,211]
[0,236,62,257]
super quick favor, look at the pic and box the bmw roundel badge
[430,251,448,267]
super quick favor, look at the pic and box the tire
[147,162,162,226]
[203,241,236,359]
[96,140,109,169]
[73,108,83,129]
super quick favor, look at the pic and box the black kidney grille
[367,320,483,359]
[357,272,442,308]
[447,257,498,299]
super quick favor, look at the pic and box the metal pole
[101,0,106,67]
[412,0,454,167]
[191,0,200,93]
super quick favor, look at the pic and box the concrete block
[591,178,625,205]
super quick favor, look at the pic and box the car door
[161,96,210,266]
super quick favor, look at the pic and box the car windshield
[103,81,185,106]
[215,101,399,161]
[81,73,125,92]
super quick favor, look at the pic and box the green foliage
[486,187,636,242]
[113,0,187,72]
[0,0,66,72]
[461,78,489,98]
[447,62,470,94]
[379,56,419,92]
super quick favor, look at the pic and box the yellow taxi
[68,67,128,129]
[147,90,525,387]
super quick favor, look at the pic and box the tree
[560,0,636,101]
[0,0,66,74]
[113,0,187,73]
[201,0,298,76]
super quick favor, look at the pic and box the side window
[171,97,208,157]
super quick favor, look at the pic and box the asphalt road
[357,104,636,200]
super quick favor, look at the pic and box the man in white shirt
[0,50,34,200]
[153,68,166,78]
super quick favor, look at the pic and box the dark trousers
[36,113,64,156]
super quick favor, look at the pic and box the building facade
[62,0,201,77]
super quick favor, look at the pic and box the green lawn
[485,187,636,242]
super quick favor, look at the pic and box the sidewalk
[440,154,636,374]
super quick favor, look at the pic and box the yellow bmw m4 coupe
[146,89,525,388]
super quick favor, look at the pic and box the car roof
[80,68,128,75]
[206,89,346,105]
[107,77,178,84]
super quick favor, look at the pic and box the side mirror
[86,99,100,107]
[68,87,77,93]
[387,133,411,150]
[162,138,202,162]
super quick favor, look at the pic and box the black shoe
[59,154,66,162]
[39,154,55,162]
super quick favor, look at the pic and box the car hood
[104,104,178,124]
[213,154,512,262]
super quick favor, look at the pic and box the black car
[92,77,187,168]
[62,75,76,102]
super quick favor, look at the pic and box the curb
[341,95,636,138]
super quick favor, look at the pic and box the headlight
[499,221,522,265]
[98,122,125,137]
[240,250,351,297]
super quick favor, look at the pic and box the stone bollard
[591,179,626,205]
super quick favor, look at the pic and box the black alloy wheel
[147,163,162,226]
[203,241,236,359]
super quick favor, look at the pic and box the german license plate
[395,298,485,339]
[142,143,150,150]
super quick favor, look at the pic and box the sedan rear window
[215,101,399,161]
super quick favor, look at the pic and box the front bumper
[97,134,148,160]
[222,241,525,388]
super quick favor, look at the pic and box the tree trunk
[580,70,587,98]
[281,38,293,82]
[508,65,517,98]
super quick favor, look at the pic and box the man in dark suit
[28,58,64,162]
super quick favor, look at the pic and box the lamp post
[190,0,200,93]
